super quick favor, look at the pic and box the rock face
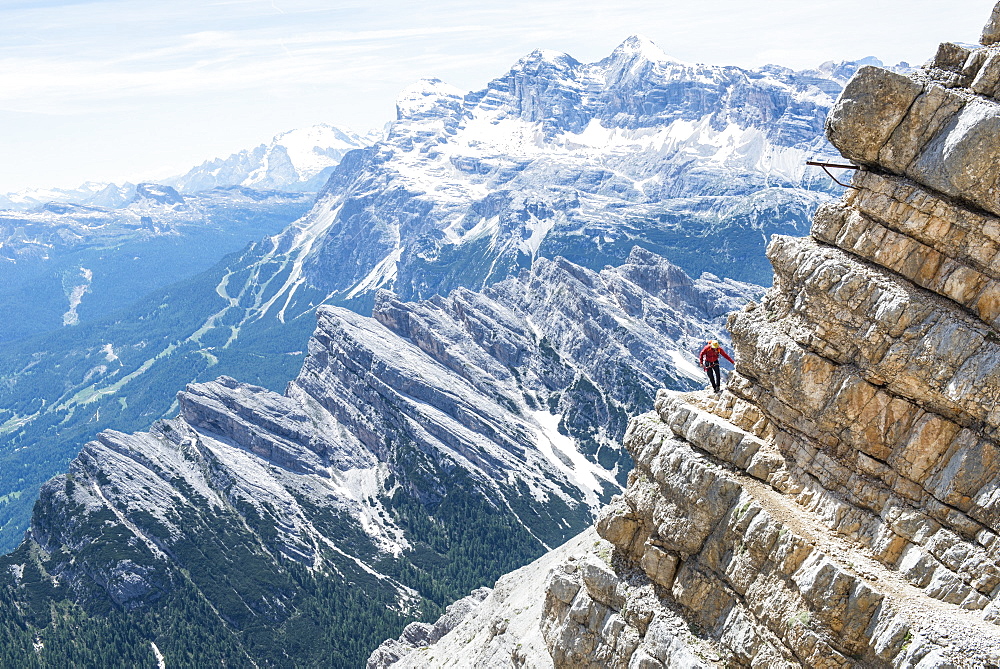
[526,11,1000,669]
[0,250,757,664]
[367,586,492,668]
[369,528,609,669]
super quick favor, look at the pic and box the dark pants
[705,362,721,392]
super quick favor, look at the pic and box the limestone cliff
[385,8,1000,669]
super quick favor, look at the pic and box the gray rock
[826,36,1000,218]
[983,2,1000,45]
[932,42,973,73]
[367,588,491,669]
[826,66,923,165]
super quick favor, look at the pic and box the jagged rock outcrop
[369,529,606,669]
[367,587,492,668]
[529,10,1000,669]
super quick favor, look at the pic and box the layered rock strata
[537,10,1000,669]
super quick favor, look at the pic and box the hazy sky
[0,0,992,192]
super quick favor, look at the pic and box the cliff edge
[543,9,1000,668]
[381,7,1000,668]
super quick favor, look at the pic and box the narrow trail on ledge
[670,388,999,662]
[731,458,999,662]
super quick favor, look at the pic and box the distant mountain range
[239,37,906,323]
[0,124,379,211]
[164,124,382,194]
[0,185,314,342]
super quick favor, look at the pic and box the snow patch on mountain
[256,200,346,322]
[666,349,706,380]
[62,267,92,326]
[530,410,614,509]
[396,78,466,119]
[615,34,677,64]
[346,246,403,300]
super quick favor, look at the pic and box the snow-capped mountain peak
[0,124,379,212]
[227,39,885,326]
[248,124,376,183]
[611,34,675,64]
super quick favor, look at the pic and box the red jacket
[699,343,734,367]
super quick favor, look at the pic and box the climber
[698,339,734,393]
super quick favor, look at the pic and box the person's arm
[720,348,735,365]
[698,345,707,367]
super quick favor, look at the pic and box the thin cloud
[0,22,487,111]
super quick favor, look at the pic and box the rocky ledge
[390,8,1000,669]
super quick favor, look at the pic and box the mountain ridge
[0,248,759,665]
